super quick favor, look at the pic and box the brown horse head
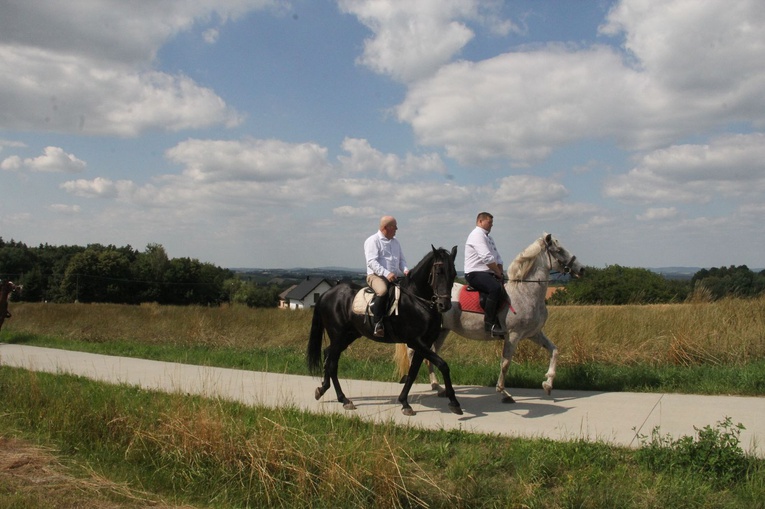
[0,280,21,330]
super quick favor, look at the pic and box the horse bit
[427,259,452,306]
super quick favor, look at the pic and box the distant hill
[649,267,702,280]
[230,267,366,285]
[650,266,764,280]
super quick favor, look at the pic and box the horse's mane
[507,237,545,285]
[405,249,436,283]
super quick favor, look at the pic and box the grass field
[1,299,764,508]
[3,298,765,395]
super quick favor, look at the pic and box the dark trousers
[466,271,503,327]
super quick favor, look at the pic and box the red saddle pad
[458,286,484,314]
[458,285,516,315]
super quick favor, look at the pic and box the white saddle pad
[351,286,401,316]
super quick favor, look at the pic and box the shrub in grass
[635,417,754,488]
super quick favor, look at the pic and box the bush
[635,417,753,488]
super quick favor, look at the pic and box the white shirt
[364,231,408,277]
[464,226,503,274]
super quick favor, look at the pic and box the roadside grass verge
[3,297,765,395]
[2,366,763,509]
[5,331,765,396]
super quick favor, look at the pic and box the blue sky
[2,0,764,271]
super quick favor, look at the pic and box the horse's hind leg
[398,352,426,416]
[316,343,356,410]
[406,330,446,394]
[420,350,462,415]
[530,331,557,395]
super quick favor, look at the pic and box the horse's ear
[451,245,458,261]
[544,233,552,245]
[431,244,437,255]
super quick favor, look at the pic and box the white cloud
[60,177,136,199]
[203,28,220,44]
[636,207,678,221]
[398,46,649,166]
[395,0,765,166]
[1,146,86,173]
[49,204,81,214]
[338,137,446,178]
[0,1,283,65]
[338,0,516,83]
[0,1,285,136]
[0,139,26,150]
[166,138,331,183]
[604,133,765,204]
[333,205,378,217]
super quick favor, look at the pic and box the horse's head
[1,280,20,295]
[543,233,585,278]
[428,245,458,312]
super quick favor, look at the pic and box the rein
[509,241,577,284]
[399,258,450,310]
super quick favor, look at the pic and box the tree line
[0,238,283,307]
[549,264,765,305]
[2,238,763,306]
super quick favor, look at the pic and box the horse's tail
[394,343,410,378]
[307,300,325,375]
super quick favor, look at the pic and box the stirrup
[373,321,385,337]
[485,322,504,338]
[489,324,505,338]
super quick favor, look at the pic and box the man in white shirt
[464,212,505,336]
[364,216,409,337]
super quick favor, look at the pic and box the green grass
[2,366,763,509]
[5,331,765,396]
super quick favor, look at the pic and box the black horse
[0,280,21,331]
[307,245,462,416]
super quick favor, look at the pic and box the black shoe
[373,321,385,337]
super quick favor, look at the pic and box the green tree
[60,247,132,303]
[132,243,170,303]
[552,265,690,305]
[691,265,765,299]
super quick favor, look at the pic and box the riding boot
[482,296,503,337]
[372,295,386,337]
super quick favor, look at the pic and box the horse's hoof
[343,401,357,410]
[436,389,447,398]
[502,395,516,404]
[402,407,416,416]
[449,404,463,415]
[314,387,322,401]
[542,382,553,395]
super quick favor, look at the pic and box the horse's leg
[398,351,426,416]
[529,331,558,395]
[316,340,356,410]
[497,335,519,403]
[419,349,462,415]
[429,330,448,396]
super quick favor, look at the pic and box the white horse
[395,233,585,403]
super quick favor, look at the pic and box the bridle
[427,258,452,306]
[510,238,578,284]
[398,254,453,310]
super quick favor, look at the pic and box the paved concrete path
[2,344,763,457]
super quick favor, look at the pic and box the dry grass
[405,297,765,370]
[0,436,191,509]
[5,297,765,370]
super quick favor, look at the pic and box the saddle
[458,285,516,315]
[352,285,401,317]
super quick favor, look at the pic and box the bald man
[364,216,409,337]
